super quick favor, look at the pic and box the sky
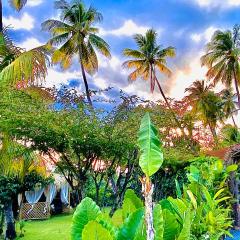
[2,0,240,121]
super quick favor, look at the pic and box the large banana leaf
[71,197,101,240]
[82,221,113,240]
[138,113,163,177]
[124,189,143,209]
[117,208,144,240]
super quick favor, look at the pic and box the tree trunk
[0,207,4,236]
[78,51,92,106]
[0,0,2,32]
[232,115,238,128]
[233,69,240,109]
[153,74,185,135]
[142,176,154,240]
[209,124,218,146]
[4,200,16,240]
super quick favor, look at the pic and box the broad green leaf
[153,204,164,240]
[122,198,137,220]
[138,113,163,176]
[112,209,123,227]
[117,208,144,240]
[97,213,117,239]
[124,189,143,209]
[71,197,101,240]
[177,210,191,240]
[82,221,113,240]
[226,164,238,173]
[162,209,179,240]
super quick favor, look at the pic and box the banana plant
[138,113,163,240]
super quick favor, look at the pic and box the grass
[14,207,122,239]
[16,214,72,240]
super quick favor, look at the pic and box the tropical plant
[0,30,50,87]
[185,80,224,144]
[220,124,240,146]
[42,0,111,105]
[201,24,240,108]
[0,134,50,239]
[122,29,185,132]
[138,113,163,240]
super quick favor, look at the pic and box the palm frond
[89,34,111,58]
[0,46,49,86]
[9,0,27,11]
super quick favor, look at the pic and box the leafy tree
[220,124,240,146]
[201,25,240,108]
[185,80,224,145]
[42,0,111,105]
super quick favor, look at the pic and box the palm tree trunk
[154,76,183,133]
[78,48,92,106]
[232,115,238,128]
[0,0,3,32]
[209,124,218,146]
[4,200,16,240]
[233,69,240,108]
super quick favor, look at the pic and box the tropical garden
[0,0,240,239]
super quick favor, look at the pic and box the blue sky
[3,0,240,104]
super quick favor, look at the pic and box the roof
[206,144,240,161]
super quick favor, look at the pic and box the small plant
[18,220,25,238]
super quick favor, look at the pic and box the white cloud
[190,26,218,43]
[170,53,208,100]
[193,0,240,8]
[44,68,82,89]
[3,13,35,30]
[99,20,149,37]
[18,37,43,51]
[27,0,43,6]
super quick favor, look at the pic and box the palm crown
[123,29,175,93]
[42,0,111,105]
[201,25,240,108]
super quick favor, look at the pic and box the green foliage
[71,197,101,240]
[138,113,163,176]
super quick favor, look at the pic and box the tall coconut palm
[185,80,224,145]
[42,0,111,106]
[0,0,28,31]
[219,88,238,127]
[201,25,240,108]
[122,29,183,129]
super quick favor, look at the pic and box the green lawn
[16,214,72,240]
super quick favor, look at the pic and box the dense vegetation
[0,0,239,239]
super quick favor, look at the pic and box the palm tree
[185,80,223,145]
[0,0,28,31]
[42,0,111,106]
[0,134,43,239]
[122,29,183,129]
[201,25,240,108]
[219,88,238,127]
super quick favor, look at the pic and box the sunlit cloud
[190,26,218,43]
[18,37,43,50]
[3,13,35,30]
[192,0,240,8]
[27,0,43,7]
